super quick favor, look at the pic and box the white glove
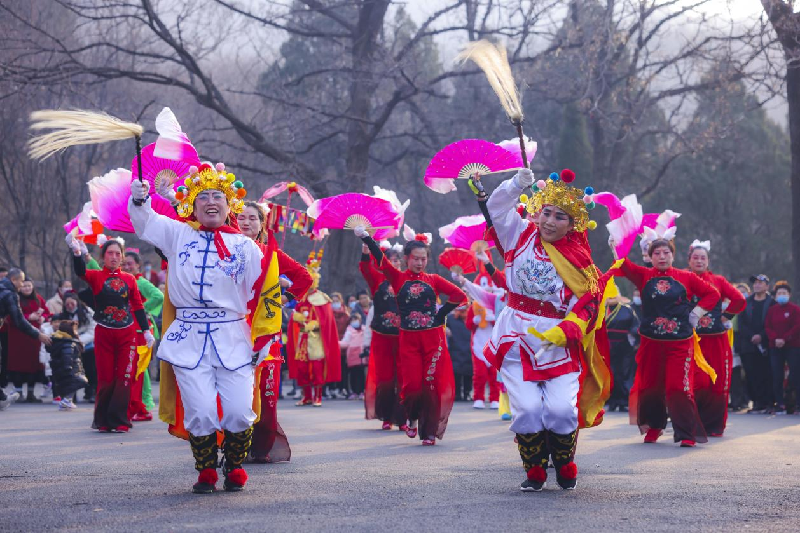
[143,331,155,349]
[723,320,733,330]
[130,179,150,202]
[65,233,84,257]
[513,168,534,188]
[252,339,275,367]
[353,225,369,238]
[689,310,701,329]
[472,315,482,325]
[535,340,554,360]
[155,180,177,205]
[475,250,490,264]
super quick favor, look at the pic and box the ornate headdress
[639,210,680,253]
[525,169,597,233]
[174,162,247,218]
[402,224,432,245]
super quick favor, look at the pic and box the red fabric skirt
[694,333,732,435]
[251,358,291,462]
[364,331,404,424]
[629,336,707,443]
[296,359,325,387]
[398,327,455,440]
[93,324,137,429]
[7,322,43,374]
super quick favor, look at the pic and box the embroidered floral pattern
[652,317,680,335]
[425,345,444,390]
[407,311,434,329]
[515,257,559,299]
[655,279,671,295]
[383,311,401,328]
[683,356,692,393]
[698,315,714,329]
[108,278,126,292]
[102,306,129,324]
[216,242,247,282]
[407,283,425,299]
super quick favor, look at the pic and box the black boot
[26,390,42,403]
[189,433,219,494]
[222,427,253,492]
[516,432,549,492]
[547,429,579,490]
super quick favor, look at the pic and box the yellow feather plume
[28,110,143,160]
[456,40,523,124]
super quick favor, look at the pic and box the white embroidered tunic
[129,199,263,370]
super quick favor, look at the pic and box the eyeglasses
[196,191,226,202]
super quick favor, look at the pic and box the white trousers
[172,351,256,436]
[501,356,579,435]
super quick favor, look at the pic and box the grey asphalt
[1,393,799,532]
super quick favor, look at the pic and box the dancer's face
[688,248,709,273]
[537,205,573,242]
[122,255,139,275]
[194,189,230,229]
[650,245,674,271]
[406,248,428,274]
[237,206,262,240]
[20,280,33,296]
[103,243,123,271]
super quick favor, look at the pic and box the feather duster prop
[456,40,529,167]
[28,110,143,161]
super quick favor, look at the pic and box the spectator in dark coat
[447,308,473,401]
[737,274,775,412]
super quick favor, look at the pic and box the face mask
[332,302,342,311]
[776,295,790,305]
[351,321,362,329]
[632,297,642,306]
[348,301,357,310]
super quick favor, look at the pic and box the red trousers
[398,327,455,440]
[365,331,404,424]
[296,359,325,387]
[630,336,707,443]
[93,325,137,429]
[472,355,499,402]
[694,333,732,435]
[251,358,290,462]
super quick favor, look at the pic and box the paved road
[1,395,799,532]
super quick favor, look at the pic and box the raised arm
[486,172,532,253]
[128,182,183,254]
[358,246,383,296]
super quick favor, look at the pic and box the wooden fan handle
[515,122,528,168]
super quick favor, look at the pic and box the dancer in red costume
[67,237,153,432]
[465,271,500,409]
[611,238,720,447]
[286,251,341,407]
[356,227,467,446]
[238,201,312,462]
[686,240,746,437]
[359,243,406,430]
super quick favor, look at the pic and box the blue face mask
[776,295,790,305]
[351,321,362,329]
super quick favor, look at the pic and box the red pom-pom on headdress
[415,234,428,243]
[561,168,576,183]
[198,162,213,173]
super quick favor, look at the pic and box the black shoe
[192,481,216,494]
[556,474,577,490]
[25,393,42,403]
[223,477,245,492]
[520,478,545,492]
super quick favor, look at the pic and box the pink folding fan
[424,139,523,194]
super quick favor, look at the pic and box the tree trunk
[787,59,800,288]
[321,0,390,295]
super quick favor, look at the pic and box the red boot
[312,386,323,407]
[295,386,312,406]
[192,468,218,494]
